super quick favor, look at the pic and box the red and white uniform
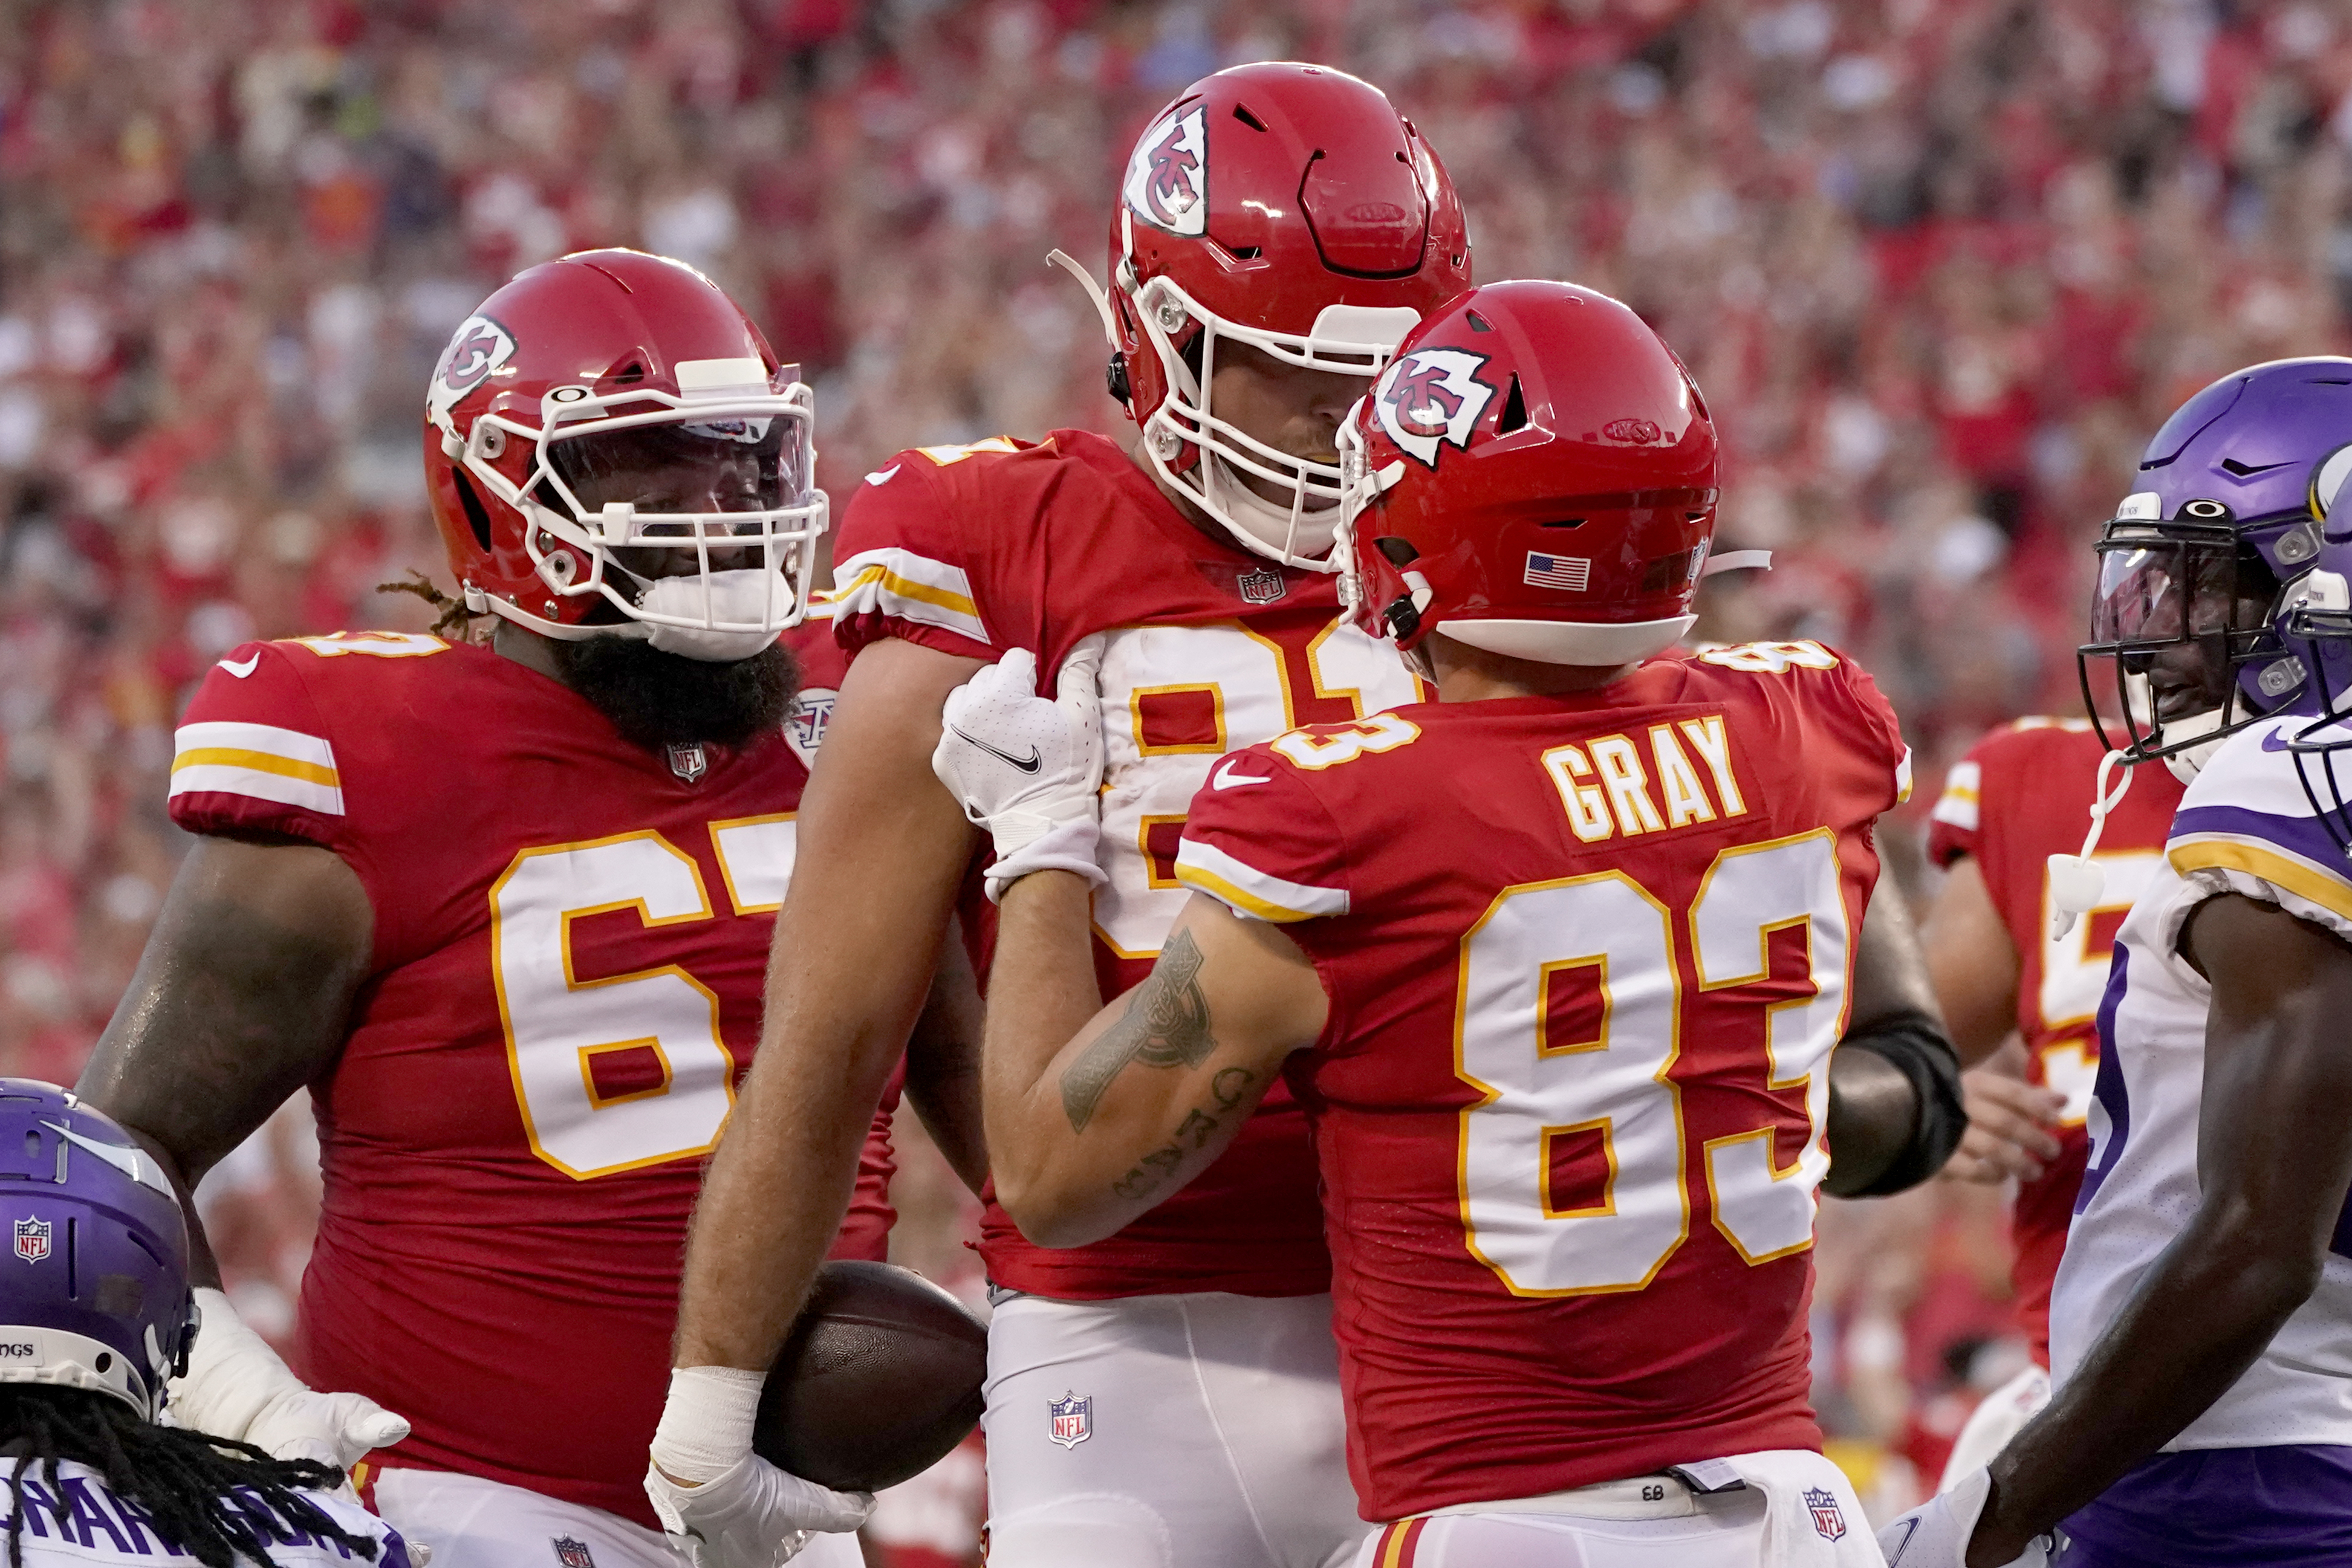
[166,620,894,1534]
[834,429,1424,1299]
[1175,643,1906,1524]
[834,429,1418,1567]
[1926,719,2183,1364]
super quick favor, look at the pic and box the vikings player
[938,282,1963,1566]
[0,1082,404,1567]
[1884,358,2352,1566]
[76,251,948,1567]
[663,64,1471,1568]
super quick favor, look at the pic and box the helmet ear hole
[453,471,495,552]
[1106,352,1131,406]
[1375,536,1420,565]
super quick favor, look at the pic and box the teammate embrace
[661,61,1964,1568]
[70,45,2352,1568]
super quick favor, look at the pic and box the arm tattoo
[1110,1069,1259,1203]
[1059,928,1214,1132]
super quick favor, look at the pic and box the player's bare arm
[984,879,1326,1248]
[1924,851,2065,1183]
[673,634,984,1373]
[76,833,374,1286]
[1822,876,1969,1197]
[901,914,990,1194]
[1966,893,2352,1564]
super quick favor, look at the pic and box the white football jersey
[2050,712,2352,1448]
[0,1456,406,1566]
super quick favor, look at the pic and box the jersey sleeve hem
[833,546,992,648]
[2167,838,2352,945]
[1172,837,1349,922]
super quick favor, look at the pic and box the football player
[0,1081,407,1568]
[74,251,955,1567]
[1882,359,2352,1566]
[1918,713,2183,1485]
[938,281,1964,1566]
[658,63,1472,1568]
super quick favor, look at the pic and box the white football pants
[981,1290,1366,1568]
[1346,1451,1879,1568]
[1938,1362,2053,1493]
[370,1465,864,1568]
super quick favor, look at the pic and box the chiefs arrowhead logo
[1124,106,1208,238]
[1373,349,1496,468]
[428,314,518,422]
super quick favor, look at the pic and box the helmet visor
[547,416,799,525]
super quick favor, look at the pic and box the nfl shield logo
[1236,567,1287,605]
[666,744,709,784]
[12,1219,48,1265]
[1803,1486,1847,1541]
[550,1537,595,1568]
[1048,1391,1091,1449]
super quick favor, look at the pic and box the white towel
[1680,1450,1886,1567]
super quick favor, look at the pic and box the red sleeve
[169,642,353,854]
[1172,743,1354,925]
[828,1059,904,1265]
[830,450,1006,663]
[1927,730,2003,869]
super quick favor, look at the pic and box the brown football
[752,1260,988,1492]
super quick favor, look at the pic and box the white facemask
[1203,455,1342,562]
[637,568,787,663]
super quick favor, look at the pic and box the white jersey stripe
[1174,838,1348,924]
[167,763,345,817]
[1930,759,1980,832]
[172,719,336,770]
[833,548,988,645]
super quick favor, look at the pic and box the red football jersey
[1925,719,2182,1363]
[1175,642,1909,1519]
[166,618,894,1528]
[833,429,1427,1298]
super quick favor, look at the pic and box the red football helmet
[1050,62,1470,570]
[1335,279,1720,665]
[423,249,824,659]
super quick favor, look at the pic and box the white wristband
[651,1366,765,1485]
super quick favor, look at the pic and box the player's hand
[932,640,1109,899]
[169,1288,410,1467]
[644,1453,873,1568]
[1938,1072,2066,1184]
[1878,1466,2050,1568]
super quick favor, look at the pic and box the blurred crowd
[7,0,2352,1547]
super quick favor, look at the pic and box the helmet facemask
[2078,504,2290,777]
[1122,259,1418,572]
[446,363,826,661]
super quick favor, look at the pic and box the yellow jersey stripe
[2169,838,2352,924]
[169,748,339,787]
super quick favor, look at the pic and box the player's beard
[554,637,802,752]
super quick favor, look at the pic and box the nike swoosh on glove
[645,1453,874,1568]
[169,1288,409,1468]
[1877,1467,2050,1568]
[932,640,1109,900]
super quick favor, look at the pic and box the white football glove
[932,639,1108,901]
[646,1367,873,1568]
[1878,1466,2050,1568]
[169,1288,409,1468]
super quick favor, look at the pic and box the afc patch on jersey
[1047,1391,1091,1449]
[11,1218,47,1265]
[1804,1486,1847,1541]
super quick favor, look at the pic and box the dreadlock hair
[377,571,483,642]
[0,1387,380,1568]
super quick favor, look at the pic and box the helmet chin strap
[2158,704,2229,784]
[1203,453,1342,566]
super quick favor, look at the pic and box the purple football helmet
[2081,357,2352,772]
[0,1081,197,1419]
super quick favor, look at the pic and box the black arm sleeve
[1830,1009,1966,1197]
